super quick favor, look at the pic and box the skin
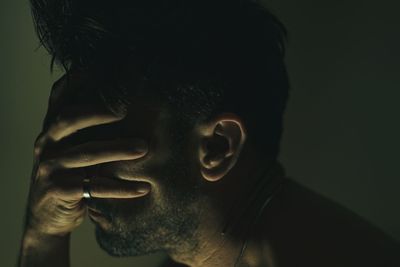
[18,73,399,267]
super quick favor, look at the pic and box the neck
[169,161,285,267]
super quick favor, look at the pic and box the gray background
[1,0,399,266]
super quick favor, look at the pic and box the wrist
[19,227,71,267]
[21,226,70,252]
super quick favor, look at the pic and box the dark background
[1,0,399,266]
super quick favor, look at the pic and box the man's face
[66,76,204,257]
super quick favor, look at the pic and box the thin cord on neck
[233,177,285,266]
[218,161,285,266]
[221,162,281,236]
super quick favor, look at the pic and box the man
[18,0,399,266]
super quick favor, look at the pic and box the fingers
[41,74,69,131]
[42,138,147,169]
[34,106,126,157]
[87,176,152,199]
[27,73,150,237]
[46,170,151,201]
[35,73,127,157]
[36,73,124,152]
[42,72,85,130]
[35,108,124,161]
[48,107,126,142]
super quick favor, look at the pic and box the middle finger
[42,138,148,170]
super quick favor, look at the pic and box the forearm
[18,228,70,267]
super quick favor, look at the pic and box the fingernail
[136,139,148,153]
[137,184,151,194]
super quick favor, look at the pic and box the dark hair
[30,0,290,159]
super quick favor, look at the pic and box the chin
[96,226,143,257]
[95,225,163,257]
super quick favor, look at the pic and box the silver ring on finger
[82,178,92,199]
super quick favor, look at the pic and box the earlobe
[201,155,235,182]
[198,113,247,182]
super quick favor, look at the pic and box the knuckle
[37,162,51,177]
[52,117,68,135]
[33,146,42,158]
[47,114,73,141]
[54,114,68,128]
[33,134,46,156]
[38,160,56,175]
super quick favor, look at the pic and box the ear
[197,113,247,182]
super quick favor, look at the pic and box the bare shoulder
[266,178,400,266]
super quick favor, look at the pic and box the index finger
[41,138,148,170]
[42,72,85,130]
[35,107,126,156]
